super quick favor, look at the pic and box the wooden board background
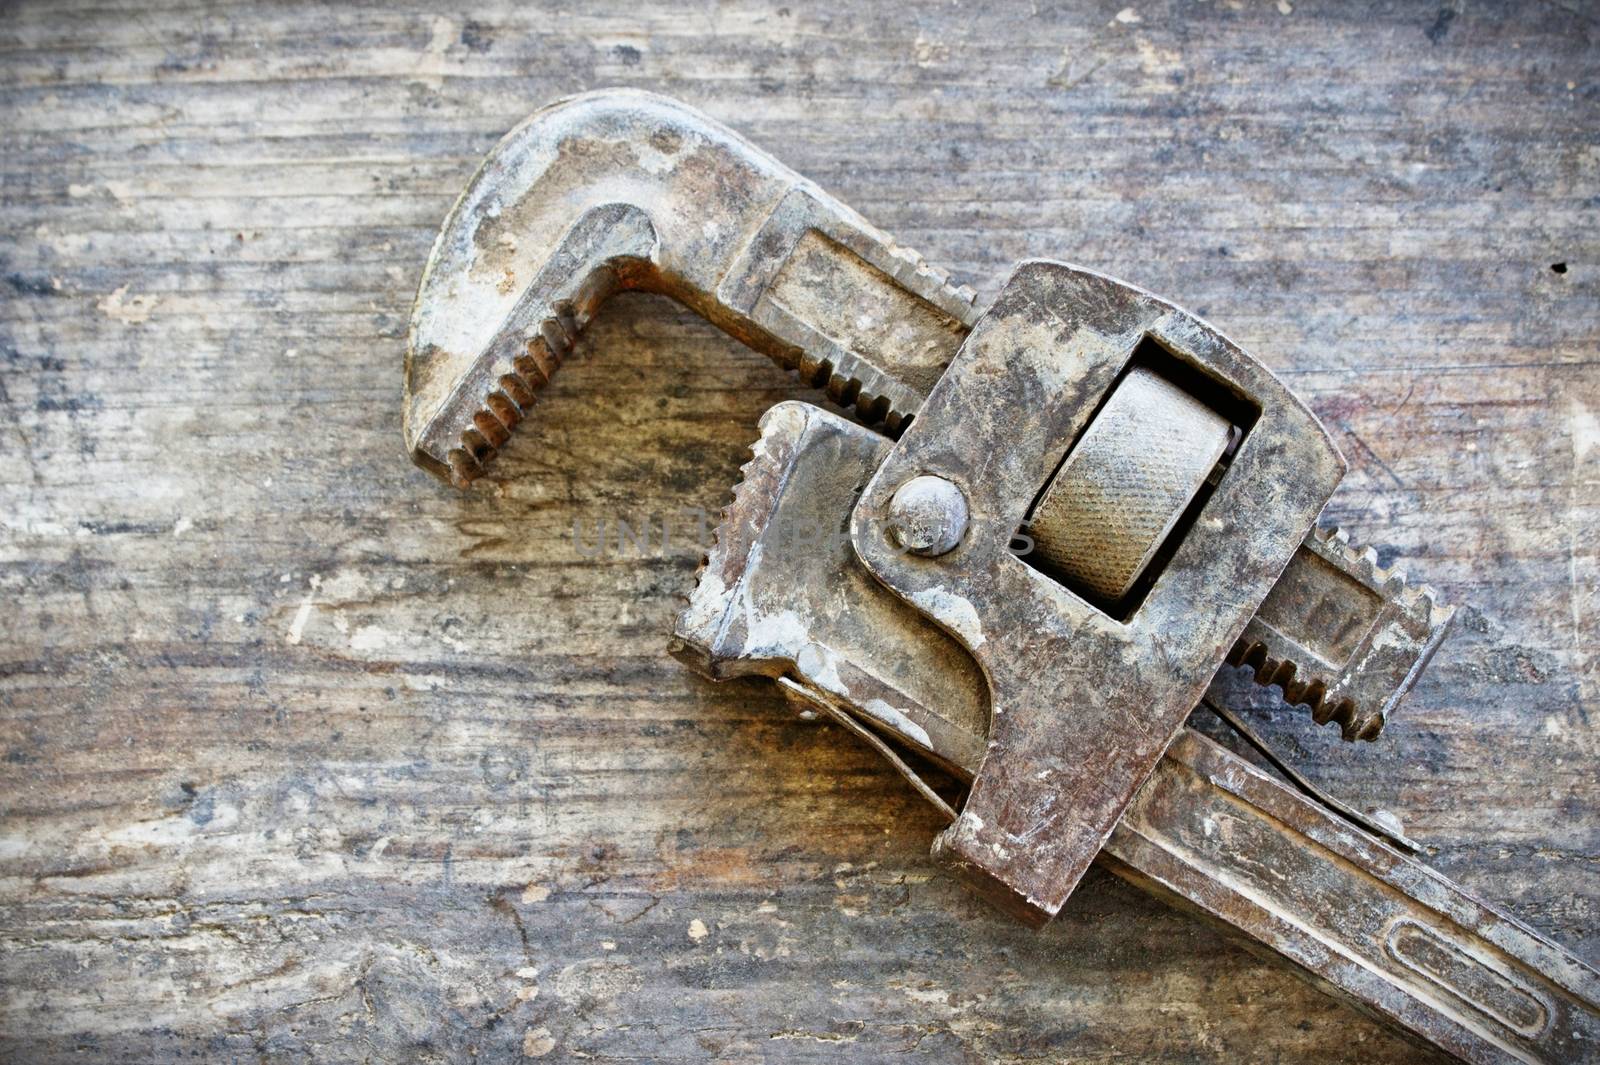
[1,1,1596,1061]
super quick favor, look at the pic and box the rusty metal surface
[400,88,1592,1061]
[1230,524,1458,740]
[672,401,1600,1064]
[849,262,1344,921]
[670,401,990,774]
[406,89,1453,743]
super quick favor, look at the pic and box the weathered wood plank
[1,1,1596,1061]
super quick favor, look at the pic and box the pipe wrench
[404,90,1598,1064]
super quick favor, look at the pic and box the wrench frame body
[672,402,1599,1065]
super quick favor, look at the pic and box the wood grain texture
[1,1,1595,1061]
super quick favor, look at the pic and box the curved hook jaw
[404,88,978,485]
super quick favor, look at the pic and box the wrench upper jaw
[405,87,984,489]
[404,87,813,487]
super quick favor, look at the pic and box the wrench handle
[1105,729,1600,1064]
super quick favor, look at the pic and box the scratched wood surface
[1,1,1596,1062]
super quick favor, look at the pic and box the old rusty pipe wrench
[408,89,1446,745]
[403,91,1600,1061]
